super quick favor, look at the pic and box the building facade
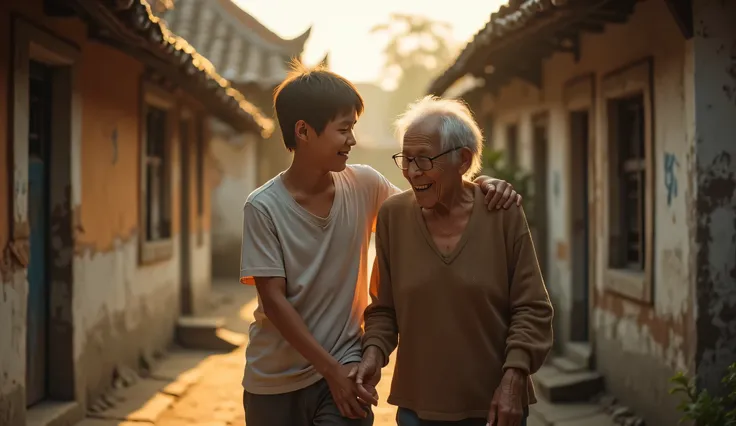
[0,1,271,424]
[428,1,736,425]
[156,0,313,279]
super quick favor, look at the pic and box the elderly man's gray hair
[395,95,484,179]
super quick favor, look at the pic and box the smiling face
[401,116,471,209]
[296,109,357,173]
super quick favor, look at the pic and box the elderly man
[354,96,554,426]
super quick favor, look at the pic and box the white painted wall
[210,132,259,278]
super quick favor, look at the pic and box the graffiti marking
[664,152,680,206]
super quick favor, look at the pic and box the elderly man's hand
[487,368,526,426]
[476,177,522,210]
[351,346,383,405]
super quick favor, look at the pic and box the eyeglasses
[392,146,463,171]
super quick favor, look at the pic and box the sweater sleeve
[362,209,399,366]
[503,206,555,375]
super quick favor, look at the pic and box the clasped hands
[349,346,526,426]
[323,348,381,420]
[330,346,525,425]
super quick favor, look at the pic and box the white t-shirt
[240,164,400,394]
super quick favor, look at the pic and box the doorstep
[26,400,84,426]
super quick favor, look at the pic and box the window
[144,105,172,241]
[140,85,174,264]
[602,58,654,303]
[506,124,519,167]
[611,96,646,271]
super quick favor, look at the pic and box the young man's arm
[351,166,522,226]
[474,175,523,209]
[254,276,376,417]
[240,203,376,418]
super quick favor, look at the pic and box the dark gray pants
[243,379,374,426]
[397,407,529,426]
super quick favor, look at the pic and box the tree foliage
[480,149,535,225]
[371,14,456,121]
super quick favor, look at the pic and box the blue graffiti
[664,152,679,206]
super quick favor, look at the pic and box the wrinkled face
[296,109,357,172]
[401,117,468,209]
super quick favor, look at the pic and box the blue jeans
[396,407,528,426]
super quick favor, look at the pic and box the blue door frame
[26,60,51,407]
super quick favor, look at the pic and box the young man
[239,62,522,426]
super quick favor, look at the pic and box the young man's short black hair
[273,60,364,151]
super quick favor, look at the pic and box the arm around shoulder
[503,206,554,376]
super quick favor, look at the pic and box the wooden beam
[586,11,632,23]
[664,0,693,39]
[515,64,543,88]
[43,0,77,16]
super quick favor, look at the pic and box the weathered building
[156,0,313,278]
[0,0,272,424]
[428,1,736,425]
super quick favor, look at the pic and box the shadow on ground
[77,280,258,426]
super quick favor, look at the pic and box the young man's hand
[353,346,384,401]
[324,363,377,419]
[475,176,522,210]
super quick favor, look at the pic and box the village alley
[69,240,622,426]
[70,279,622,426]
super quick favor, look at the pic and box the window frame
[139,82,175,264]
[601,58,655,304]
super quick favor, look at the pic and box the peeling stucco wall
[73,235,181,402]
[0,272,27,426]
[691,0,736,396]
[485,1,694,424]
[73,40,185,404]
[1,2,214,421]
[0,4,18,418]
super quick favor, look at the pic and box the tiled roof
[73,0,275,137]
[427,0,639,96]
[158,0,310,87]
[428,0,564,96]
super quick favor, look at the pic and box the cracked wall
[1,1,214,422]
[484,1,694,425]
[691,0,736,396]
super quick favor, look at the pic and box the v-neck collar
[277,172,343,229]
[413,185,482,265]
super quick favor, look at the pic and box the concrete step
[529,394,607,426]
[565,341,593,369]
[533,365,604,403]
[175,316,245,351]
[551,356,588,373]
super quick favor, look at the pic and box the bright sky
[234,0,506,86]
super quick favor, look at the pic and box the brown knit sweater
[362,186,554,421]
